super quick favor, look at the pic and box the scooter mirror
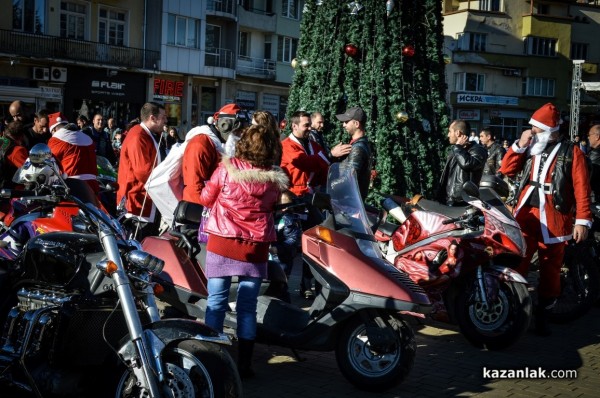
[461,181,480,201]
[311,191,331,211]
[29,143,52,167]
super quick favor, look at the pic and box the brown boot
[237,338,256,379]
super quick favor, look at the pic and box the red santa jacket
[117,123,161,219]
[48,127,99,193]
[182,128,223,204]
[280,134,329,196]
[499,140,592,244]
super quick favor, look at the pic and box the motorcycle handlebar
[0,189,38,198]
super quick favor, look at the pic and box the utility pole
[570,60,584,141]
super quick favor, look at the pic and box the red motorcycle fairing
[142,234,207,295]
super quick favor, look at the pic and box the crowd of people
[3,98,600,376]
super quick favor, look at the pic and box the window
[480,0,501,12]
[205,24,221,54]
[99,7,126,46]
[13,0,46,33]
[571,43,588,61]
[60,1,86,40]
[282,0,299,19]
[240,0,252,10]
[167,14,200,48]
[537,4,549,15]
[454,72,485,92]
[457,32,487,52]
[239,31,250,58]
[524,36,557,57]
[264,34,272,60]
[278,36,297,63]
[522,77,555,97]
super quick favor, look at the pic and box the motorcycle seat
[414,199,467,219]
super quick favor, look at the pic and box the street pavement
[239,264,600,398]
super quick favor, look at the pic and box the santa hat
[213,103,241,120]
[48,112,68,132]
[529,103,561,133]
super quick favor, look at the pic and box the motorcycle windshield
[468,187,520,228]
[327,163,373,237]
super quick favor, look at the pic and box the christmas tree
[286,0,449,202]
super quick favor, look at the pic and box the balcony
[0,29,159,70]
[236,56,275,80]
[206,0,237,19]
[238,7,276,32]
[204,47,235,79]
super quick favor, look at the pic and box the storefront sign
[91,80,127,97]
[262,93,279,118]
[236,90,256,110]
[65,68,145,103]
[40,86,63,100]
[457,109,480,120]
[457,94,518,106]
[153,78,184,101]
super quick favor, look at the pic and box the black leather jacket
[483,141,506,176]
[342,136,372,200]
[590,146,600,202]
[437,142,488,205]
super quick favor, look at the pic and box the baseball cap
[48,112,68,132]
[336,106,366,123]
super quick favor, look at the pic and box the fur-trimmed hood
[221,156,289,192]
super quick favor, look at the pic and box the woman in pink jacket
[199,124,288,378]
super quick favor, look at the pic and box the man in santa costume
[118,102,167,239]
[47,112,99,194]
[499,102,592,336]
[182,103,248,205]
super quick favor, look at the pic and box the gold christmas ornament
[301,59,310,68]
[291,58,298,68]
[396,111,409,123]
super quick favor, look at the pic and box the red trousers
[514,205,565,299]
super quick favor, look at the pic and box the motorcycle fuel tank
[22,232,104,289]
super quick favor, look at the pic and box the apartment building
[0,0,301,131]
[442,0,600,140]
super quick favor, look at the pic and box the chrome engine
[1,287,70,358]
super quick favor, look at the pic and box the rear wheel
[335,314,415,392]
[549,247,600,324]
[115,340,242,398]
[456,276,531,350]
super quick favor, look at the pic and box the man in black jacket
[588,124,600,202]
[335,106,373,200]
[479,127,505,176]
[437,119,488,206]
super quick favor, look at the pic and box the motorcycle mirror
[311,191,331,211]
[29,143,53,167]
[461,181,480,201]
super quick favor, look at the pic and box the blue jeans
[205,276,262,340]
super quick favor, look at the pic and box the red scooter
[374,182,531,350]
[142,163,432,391]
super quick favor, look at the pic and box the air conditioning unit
[33,67,50,81]
[51,67,67,83]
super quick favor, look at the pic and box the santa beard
[529,130,552,156]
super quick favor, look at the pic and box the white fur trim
[53,128,93,146]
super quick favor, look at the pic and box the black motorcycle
[0,144,242,397]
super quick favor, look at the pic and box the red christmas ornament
[402,45,415,57]
[344,44,359,57]
[279,119,287,130]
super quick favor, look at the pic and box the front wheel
[115,340,242,398]
[335,314,415,392]
[456,276,531,350]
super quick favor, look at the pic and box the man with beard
[500,103,592,336]
[117,102,167,239]
[436,119,487,206]
[479,127,505,176]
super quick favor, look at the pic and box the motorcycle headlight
[125,250,165,274]
[503,224,526,257]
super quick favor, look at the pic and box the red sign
[153,78,184,98]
